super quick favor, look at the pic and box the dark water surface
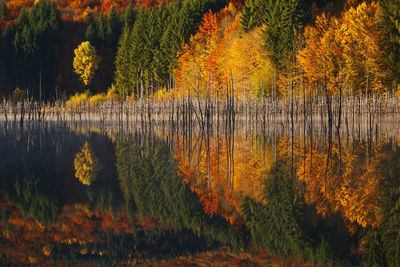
[1,119,400,266]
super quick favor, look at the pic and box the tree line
[1,0,400,103]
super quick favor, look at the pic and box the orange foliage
[6,0,34,18]
[176,4,273,99]
[175,133,271,225]
[0,197,163,266]
[5,0,166,22]
[296,139,385,229]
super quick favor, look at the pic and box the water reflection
[0,119,399,266]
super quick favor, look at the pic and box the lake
[1,117,399,266]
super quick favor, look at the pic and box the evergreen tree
[380,0,400,85]
[240,0,259,32]
[2,0,61,98]
[263,0,311,68]
[0,2,9,21]
[240,0,311,68]
[85,23,98,46]
[130,6,148,93]
[115,25,134,96]
[122,2,135,26]
[107,5,122,46]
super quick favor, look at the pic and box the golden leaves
[298,1,387,95]
[176,7,273,99]
[73,41,101,86]
[74,142,98,186]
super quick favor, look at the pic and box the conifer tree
[2,0,61,98]
[115,25,134,96]
[380,0,400,85]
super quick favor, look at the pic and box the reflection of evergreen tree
[359,141,400,266]
[52,227,217,264]
[242,161,309,257]
[376,142,400,267]
[361,227,384,266]
[242,161,350,265]
[14,174,60,226]
[116,136,248,250]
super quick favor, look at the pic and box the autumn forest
[1,0,400,266]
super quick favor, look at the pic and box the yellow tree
[74,142,99,185]
[73,41,101,86]
[298,1,388,96]
[340,1,387,94]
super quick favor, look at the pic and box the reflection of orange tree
[297,139,385,229]
[0,196,150,265]
[175,134,272,225]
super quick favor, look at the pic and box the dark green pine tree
[241,0,311,68]
[96,13,107,43]
[152,5,171,84]
[0,2,9,21]
[142,8,157,81]
[107,5,122,46]
[3,1,61,98]
[240,0,260,32]
[129,5,148,94]
[380,0,400,86]
[263,0,302,68]
[115,25,134,97]
[85,23,99,45]
[149,7,166,79]
[122,2,135,26]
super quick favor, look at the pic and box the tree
[114,25,134,96]
[263,0,308,68]
[73,41,101,86]
[14,174,60,226]
[74,142,99,186]
[1,0,61,98]
[0,2,9,21]
[240,0,259,32]
[380,0,400,86]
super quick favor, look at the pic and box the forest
[2,0,400,266]
[0,0,399,104]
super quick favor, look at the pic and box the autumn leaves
[73,41,101,86]
[298,2,387,96]
[176,3,273,99]
[177,1,393,100]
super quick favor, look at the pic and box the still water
[1,119,400,266]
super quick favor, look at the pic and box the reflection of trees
[297,138,385,229]
[74,142,99,186]
[0,199,215,265]
[175,134,271,224]
[0,124,122,226]
[361,141,400,266]
[15,174,60,226]
[241,161,349,265]
[116,135,248,249]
